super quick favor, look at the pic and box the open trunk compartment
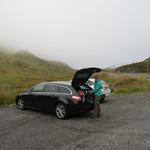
[76,84,94,104]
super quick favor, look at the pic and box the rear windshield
[76,73,90,79]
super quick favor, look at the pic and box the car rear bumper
[69,102,94,114]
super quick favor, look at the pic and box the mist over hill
[144,57,150,62]
[0,50,74,76]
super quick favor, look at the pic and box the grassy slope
[113,58,150,93]
[0,50,75,105]
[99,72,150,94]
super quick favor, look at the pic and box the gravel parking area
[0,93,150,150]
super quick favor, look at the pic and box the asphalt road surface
[0,93,150,150]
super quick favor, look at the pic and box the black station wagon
[16,68,101,119]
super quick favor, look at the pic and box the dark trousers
[94,95,101,118]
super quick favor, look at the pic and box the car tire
[17,98,25,110]
[100,95,105,103]
[55,103,69,119]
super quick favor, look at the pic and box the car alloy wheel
[17,98,25,110]
[55,103,68,119]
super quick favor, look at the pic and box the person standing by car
[91,74,102,118]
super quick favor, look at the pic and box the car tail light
[71,96,81,103]
[79,90,84,96]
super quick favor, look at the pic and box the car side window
[31,85,45,92]
[58,86,71,94]
[44,84,58,93]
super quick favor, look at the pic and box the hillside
[116,58,150,73]
[0,50,74,74]
[0,50,74,105]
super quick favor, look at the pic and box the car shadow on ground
[21,106,94,120]
[70,112,93,120]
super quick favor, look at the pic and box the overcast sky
[0,0,150,69]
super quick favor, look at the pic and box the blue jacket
[91,80,102,96]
